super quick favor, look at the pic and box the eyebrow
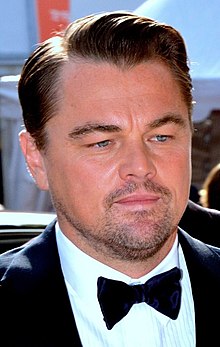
[148,113,187,129]
[68,113,187,139]
[68,123,121,139]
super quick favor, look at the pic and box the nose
[118,140,157,181]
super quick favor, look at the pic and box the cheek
[74,154,119,184]
[53,157,115,204]
[157,148,191,189]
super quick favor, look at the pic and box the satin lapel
[179,229,220,346]
[2,220,83,347]
[36,221,83,346]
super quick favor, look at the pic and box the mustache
[105,180,172,207]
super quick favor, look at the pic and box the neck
[95,233,177,278]
[62,226,177,278]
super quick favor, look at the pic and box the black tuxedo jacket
[180,200,220,247]
[1,220,220,347]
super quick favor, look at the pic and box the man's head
[19,11,193,150]
[19,12,193,273]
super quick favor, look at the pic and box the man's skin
[20,60,192,279]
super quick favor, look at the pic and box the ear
[19,130,49,191]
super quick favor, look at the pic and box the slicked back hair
[18,11,193,150]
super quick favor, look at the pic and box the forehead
[61,59,180,94]
[57,60,187,125]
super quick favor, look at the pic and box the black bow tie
[97,267,182,330]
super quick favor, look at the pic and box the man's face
[24,61,192,264]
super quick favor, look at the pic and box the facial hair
[52,179,177,262]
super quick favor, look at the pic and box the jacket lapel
[1,220,83,347]
[3,223,220,346]
[179,229,220,346]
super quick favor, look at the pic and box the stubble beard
[52,180,177,262]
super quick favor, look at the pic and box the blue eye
[154,135,169,142]
[95,140,110,148]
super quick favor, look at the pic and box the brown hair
[18,11,193,150]
[199,163,220,210]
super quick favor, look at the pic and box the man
[0,12,220,347]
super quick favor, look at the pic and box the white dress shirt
[56,224,195,346]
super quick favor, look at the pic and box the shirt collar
[56,222,179,305]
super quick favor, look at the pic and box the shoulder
[179,200,220,247]
[0,219,57,284]
[182,200,220,222]
[179,228,220,266]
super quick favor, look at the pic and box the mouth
[114,193,160,209]
[106,180,170,212]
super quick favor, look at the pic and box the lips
[115,194,160,206]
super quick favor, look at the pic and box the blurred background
[0,0,220,212]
